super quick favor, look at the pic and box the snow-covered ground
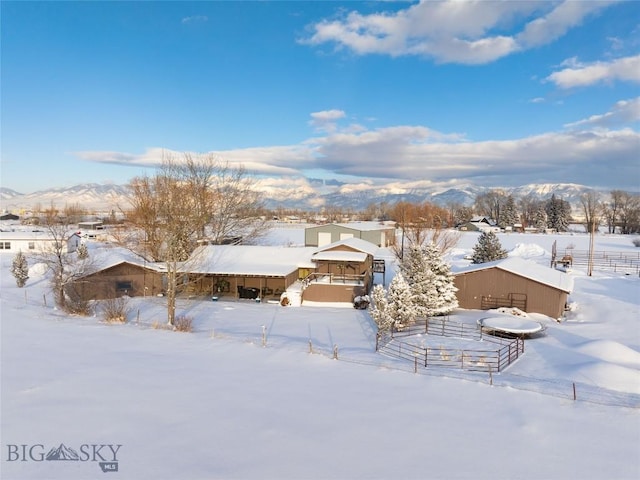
[1,225,639,480]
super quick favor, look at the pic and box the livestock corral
[376,317,525,373]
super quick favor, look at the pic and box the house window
[116,281,132,292]
[28,242,35,250]
[0,242,10,250]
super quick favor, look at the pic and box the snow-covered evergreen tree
[422,242,458,315]
[76,243,89,260]
[534,206,547,231]
[369,284,392,331]
[545,194,571,232]
[399,245,439,319]
[500,195,519,228]
[11,251,29,287]
[387,272,417,327]
[471,231,508,264]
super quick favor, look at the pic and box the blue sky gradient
[1,1,639,194]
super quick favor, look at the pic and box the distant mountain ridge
[0,181,610,213]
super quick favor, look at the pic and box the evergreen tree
[422,242,458,315]
[534,205,547,231]
[369,284,392,331]
[387,272,416,327]
[399,245,439,319]
[471,231,508,264]
[499,195,519,228]
[545,194,571,232]
[11,251,29,287]
[76,243,89,260]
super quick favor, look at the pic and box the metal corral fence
[376,317,524,373]
[562,249,640,275]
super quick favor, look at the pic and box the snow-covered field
[1,225,639,480]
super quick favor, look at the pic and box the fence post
[424,348,428,368]
[43,294,47,307]
[309,339,313,354]
[261,325,266,347]
[489,366,493,386]
[414,356,418,374]
[572,382,577,401]
[375,332,379,352]
[333,344,338,360]
[136,309,140,325]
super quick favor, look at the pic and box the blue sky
[1,1,639,194]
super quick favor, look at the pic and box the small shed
[305,222,396,248]
[73,260,166,301]
[453,257,573,319]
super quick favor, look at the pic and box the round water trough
[477,316,544,338]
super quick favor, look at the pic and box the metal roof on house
[453,256,574,293]
[333,221,396,231]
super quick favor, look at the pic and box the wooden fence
[376,318,524,373]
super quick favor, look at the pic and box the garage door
[318,232,332,246]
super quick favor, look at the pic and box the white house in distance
[0,230,82,254]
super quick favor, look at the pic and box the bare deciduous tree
[579,190,603,234]
[390,201,459,259]
[474,189,507,224]
[121,153,269,326]
[36,203,93,314]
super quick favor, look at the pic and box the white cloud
[301,1,614,64]
[181,15,208,24]
[564,97,640,128]
[546,55,640,88]
[516,1,612,48]
[309,109,346,132]
[75,108,639,190]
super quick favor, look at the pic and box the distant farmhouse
[0,230,81,254]
[305,222,396,248]
[0,213,19,221]
[458,216,500,233]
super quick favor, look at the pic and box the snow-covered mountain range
[0,180,607,214]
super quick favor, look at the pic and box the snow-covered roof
[83,246,167,275]
[0,230,81,241]
[312,250,368,263]
[187,245,318,277]
[469,216,496,225]
[316,237,381,257]
[453,257,574,293]
[332,221,395,231]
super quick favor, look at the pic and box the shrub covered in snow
[10,251,29,288]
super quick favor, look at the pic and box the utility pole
[587,218,595,276]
